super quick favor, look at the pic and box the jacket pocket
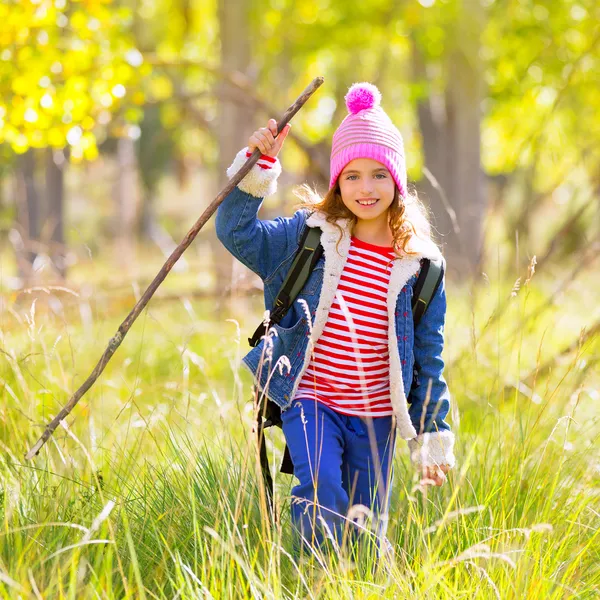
[270,315,307,361]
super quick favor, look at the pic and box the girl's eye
[345,173,387,180]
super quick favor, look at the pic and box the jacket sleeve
[407,268,456,469]
[215,147,306,281]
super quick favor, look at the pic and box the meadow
[1,250,599,599]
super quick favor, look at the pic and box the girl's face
[338,158,396,224]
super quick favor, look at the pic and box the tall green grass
[0,265,599,598]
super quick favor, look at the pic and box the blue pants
[281,398,396,557]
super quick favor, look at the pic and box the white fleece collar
[305,210,441,261]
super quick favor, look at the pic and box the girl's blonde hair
[293,180,436,258]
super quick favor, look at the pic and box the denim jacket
[216,148,456,468]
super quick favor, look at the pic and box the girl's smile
[355,197,379,206]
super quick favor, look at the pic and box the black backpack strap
[248,224,323,347]
[255,392,293,510]
[256,411,275,517]
[411,256,444,328]
[409,256,445,396]
[278,226,323,308]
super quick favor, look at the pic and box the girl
[216,82,456,558]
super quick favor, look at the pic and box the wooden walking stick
[25,76,325,460]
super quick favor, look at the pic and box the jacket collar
[305,209,442,261]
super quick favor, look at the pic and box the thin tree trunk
[412,37,451,233]
[15,149,42,282]
[45,147,68,278]
[215,0,256,315]
[113,137,138,269]
[139,187,155,239]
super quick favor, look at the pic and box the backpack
[251,223,445,512]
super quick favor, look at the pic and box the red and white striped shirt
[294,235,396,417]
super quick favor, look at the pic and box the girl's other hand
[248,118,291,158]
[420,464,450,487]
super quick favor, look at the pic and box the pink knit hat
[329,82,407,197]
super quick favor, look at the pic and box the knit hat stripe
[333,134,403,154]
[333,125,403,150]
[332,134,404,158]
[333,120,401,139]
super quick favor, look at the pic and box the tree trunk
[412,37,451,230]
[113,137,138,270]
[45,147,68,278]
[14,149,42,282]
[444,18,486,276]
[138,186,155,240]
[214,0,256,315]
[414,2,487,279]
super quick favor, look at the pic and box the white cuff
[407,430,456,469]
[226,147,282,198]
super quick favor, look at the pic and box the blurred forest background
[1,0,598,307]
[1,1,600,596]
